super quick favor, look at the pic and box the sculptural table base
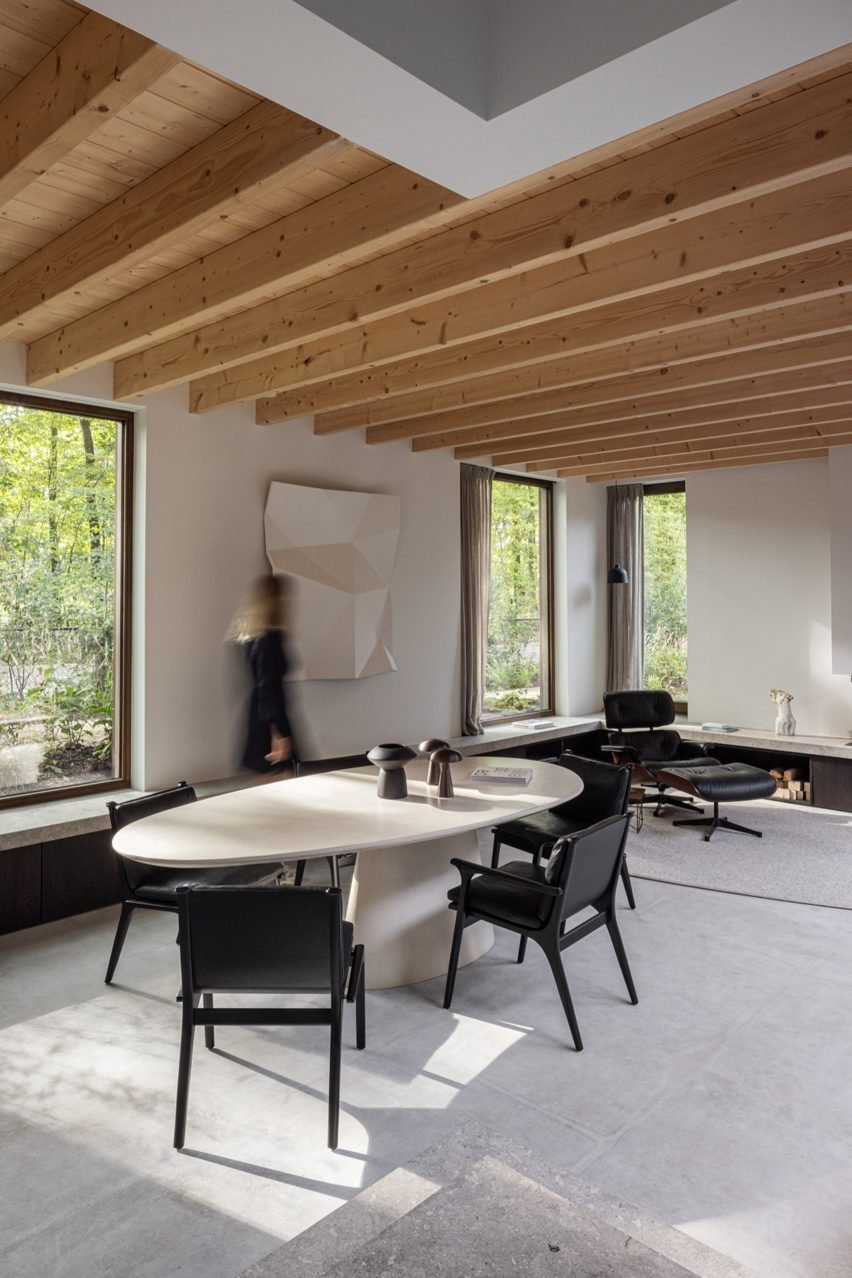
[346,830,494,990]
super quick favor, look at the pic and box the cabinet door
[811,758,852,813]
[0,844,41,934]
[41,830,122,923]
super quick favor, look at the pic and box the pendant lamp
[607,480,629,584]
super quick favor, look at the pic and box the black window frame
[482,471,555,724]
[0,390,134,810]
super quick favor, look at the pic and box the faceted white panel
[264,481,401,680]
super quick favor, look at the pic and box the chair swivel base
[673,801,763,842]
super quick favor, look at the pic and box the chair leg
[294,859,306,886]
[620,860,636,910]
[517,936,528,964]
[328,856,341,888]
[328,1009,342,1150]
[542,942,583,1051]
[356,960,366,1051]
[104,900,136,984]
[490,832,502,869]
[606,916,638,1004]
[443,908,466,1010]
[202,992,215,1050]
[173,996,197,1150]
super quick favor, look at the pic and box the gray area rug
[239,1123,756,1278]
[628,799,852,909]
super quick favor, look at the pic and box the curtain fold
[460,463,493,735]
[606,484,644,692]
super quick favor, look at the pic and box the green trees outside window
[0,399,129,801]
[484,477,552,716]
[643,488,688,701]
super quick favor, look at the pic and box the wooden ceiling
[2,0,852,483]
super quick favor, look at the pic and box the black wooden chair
[293,754,369,887]
[490,754,635,924]
[105,783,275,985]
[444,813,636,1052]
[174,885,365,1151]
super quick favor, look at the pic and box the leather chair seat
[134,861,277,901]
[642,754,719,776]
[492,810,587,857]
[656,762,777,803]
[448,860,553,930]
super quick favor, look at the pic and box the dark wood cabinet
[811,758,852,813]
[0,843,41,934]
[41,830,121,923]
[0,828,121,935]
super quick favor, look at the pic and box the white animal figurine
[770,688,796,736]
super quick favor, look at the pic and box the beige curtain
[606,484,644,692]
[460,464,493,735]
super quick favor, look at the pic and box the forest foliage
[0,403,118,792]
[643,490,688,698]
[484,479,544,713]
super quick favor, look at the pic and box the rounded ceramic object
[429,747,463,799]
[418,738,450,785]
[367,743,416,799]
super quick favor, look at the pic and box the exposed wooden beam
[318,330,852,437]
[581,447,832,482]
[16,160,463,361]
[442,365,852,457]
[256,278,852,424]
[0,12,179,209]
[409,356,852,453]
[185,170,852,412]
[110,68,852,400]
[2,101,346,348]
[516,409,852,471]
[486,396,852,466]
[555,428,852,478]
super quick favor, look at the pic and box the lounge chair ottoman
[654,762,777,841]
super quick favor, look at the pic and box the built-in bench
[3,713,851,936]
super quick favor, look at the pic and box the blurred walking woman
[229,573,297,777]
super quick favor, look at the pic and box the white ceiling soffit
[86,0,852,197]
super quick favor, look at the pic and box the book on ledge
[511,719,557,730]
[470,766,534,785]
[700,723,739,733]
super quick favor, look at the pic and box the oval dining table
[112,755,582,990]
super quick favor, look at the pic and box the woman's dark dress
[241,630,295,774]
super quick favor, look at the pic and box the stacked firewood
[769,766,811,802]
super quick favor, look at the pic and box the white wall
[829,446,852,676]
[687,457,852,737]
[555,479,607,716]
[0,343,462,789]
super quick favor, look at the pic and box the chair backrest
[178,886,345,996]
[107,782,196,892]
[297,754,369,777]
[604,690,675,730]
[556,754,630,822]
[549,814,630,920]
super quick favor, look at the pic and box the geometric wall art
[264,481,401,679]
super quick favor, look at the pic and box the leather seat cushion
[657,762,777,802]
[134,862,277,901]
[645,755,719,775]
[448,860,552,929]
[495,810,586,854]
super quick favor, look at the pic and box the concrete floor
[1,862,851,1277]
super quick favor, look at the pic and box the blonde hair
[227,573,290,643]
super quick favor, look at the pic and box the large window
[0,394,132,806]
[484,475,553,718]
[643,482,687,706]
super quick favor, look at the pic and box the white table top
[112,756,582,868]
